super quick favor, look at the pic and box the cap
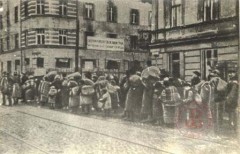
[193,71,201,77]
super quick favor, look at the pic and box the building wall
[150,0,238,81]
[0,0,151,75]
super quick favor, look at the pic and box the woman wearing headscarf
[51,75,62,109]
[23,75,36,103]
[12,72,22,105]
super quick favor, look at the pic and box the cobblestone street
[0,105,239,154]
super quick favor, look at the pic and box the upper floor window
[6,37,10,50]
[24,1,28,17]
[0,39,3,52]
[15,6,18,23]
[204,0,219,21]
[0,15,3,29]
[37,0,45,15]
[84,3,94,20]
[36,29,45,44]
[15,34,19,49]
[37,57,44,68]
[107,2,117,23]
[171,0,182,27]
[198,0,220,21]
[148,11,152,27]
[59,30,67,45]
[7,10,10,26]
[59,0,67,16]
[130,9,139,25]
[24,30,28,46]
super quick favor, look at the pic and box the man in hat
[191,71,201,86]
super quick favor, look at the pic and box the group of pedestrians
[0,65,238,131]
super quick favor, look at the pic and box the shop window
[59,0,67,16]
[37,0,45,15]
[171,0,182,27]
[130,9,139,25]
[59,30,67,45]
[56,58,70,68]
[169,52,180,78]
[84,3,94,20]
[36,29,45,44]
[37,57,44,68]
[82,59,96,70]
[107,1,117,23]
[203,49,218,79]
[7,61,11,74]
[15,34,19,49]
[106,60,119,69]
[15,6,18,23]
[106,33,117,38]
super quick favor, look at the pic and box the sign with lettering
[87,37,124,51]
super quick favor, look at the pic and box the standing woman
[23,75,36,103]
[51,75,62,109]
[68,77,80,112]
[12,72,22,105]
[61,78,69,109]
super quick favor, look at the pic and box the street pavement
[0,104,239,154]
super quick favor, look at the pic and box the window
[36,29,45,44]
[171,0,182,27]
[0,15,3,29]
[0,39,3,52]
[81,59,96,70]
[59,30,67,45]
[204,49,218,79]
[24,1,28,17]
[169,52,180,78]
[106,33,117,38]
[130,35,138,49]
[84,31,94,47]
[203,0,219,21]
[15,6,18,23]
[56,58,71,68]
[24,31,28,46]
[37,57,44,68]
[15,34,19,49]
[107,2,117,22]
[37,0,45,15]
[84,3,94,19]
[7,61,12,74]
[130,9,139,25]
[15,60,20,70]
[148,11,152,27]
[25,58,30,66]
[59,0,67,15]
[7,10,10,26]
[6,37,10,50]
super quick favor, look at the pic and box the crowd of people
[0,65,238,131]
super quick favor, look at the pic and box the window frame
[15,33,19,49]
[171,0,182,27]
[36,57,44,68]
[14,6,18,23]
[59,0,67,16]
[107,2,117,23]
[203,0,220,21]
[37,0,45,15]
[24,1,28,17]
[130,35,138,50]
[84,3,94,20]
[130,9,140,25]
[59,29,67,45]
[55,58,71,68]
[36,29,45,45]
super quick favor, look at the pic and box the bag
[193,92,202,105]
[81,85,95,95]
[98,101,104,108]
[216,78,227,92]
[173,92,181,103]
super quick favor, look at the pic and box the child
[48,86,57,109]
[99,88,111,117]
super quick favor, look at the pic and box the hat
[54,75,61,80]
[193,71,201,77]
[29,75,34,79]
[213,69,220,75]
[50,86,55,89]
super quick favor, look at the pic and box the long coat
[225,81,238,113]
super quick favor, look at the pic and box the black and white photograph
[0,0,240,153]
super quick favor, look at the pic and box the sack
[0,78,9,94]
[173,92,181,103]
[193,93,202,105]
[81,85,95,95]
[98,101,104,108]
[216,78,227,92]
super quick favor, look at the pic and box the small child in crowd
[48,86,57,109]
[99,88,112,117]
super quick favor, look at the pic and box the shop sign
[87,37,124,51]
